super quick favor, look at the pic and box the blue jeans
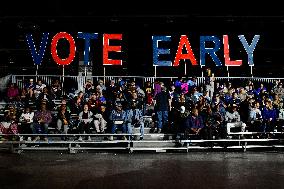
[111,124,127,134]
[32,123,48,134]
[128,122,144,137]
[157,111,168,129]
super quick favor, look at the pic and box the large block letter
[152,36,172,66]
[78,32,98,66]
[26,33,49,65]
[223,35,242,66]
[173,35,197,66]
[51,32,76,65]
[103,34,122,65]
[238,35,260,66]
[200,36,222,66]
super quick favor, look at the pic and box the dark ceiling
[1,2,284,77]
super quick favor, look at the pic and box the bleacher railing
[10,75,283,92]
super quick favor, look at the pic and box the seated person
[78,104,93,141]
[186,108,206,139]
[19,107,34,141]
[109,103,127,140]
[37,87,54,110]
[25,78,36,99]
[277,102,284,132]
[32,103,52,141]
[128,101,144,140]
[0,112,18,141]
[93,105,108,134]
[57,104,71,138]
[249,102,263,132]
[225,104,246,135]
[7,83,19,102]
[34,79,46,99]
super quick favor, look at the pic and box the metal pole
[250,66,253,78]
[84,66,87,76]
[154,66,157,78]
[62,66,64,95]
[201,65,204,83]
[103,66,106,84]
[227,66,229,81]
[184,63,187,76]
[36,65,39,82]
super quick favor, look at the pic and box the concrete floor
[0,152,283,189]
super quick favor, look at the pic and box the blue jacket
[262,107,277,121]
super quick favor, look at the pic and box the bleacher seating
[1,128,283,153]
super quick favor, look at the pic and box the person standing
[153,85,171,133]
[205,68,215,98]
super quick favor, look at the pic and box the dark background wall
[0,2,284,77]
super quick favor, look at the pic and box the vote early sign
[26,32,260,67]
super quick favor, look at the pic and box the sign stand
[35,65,39,82]
[227,66,230,81]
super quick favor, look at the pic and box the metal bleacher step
[132,140,178,148]
[133,127,152,134]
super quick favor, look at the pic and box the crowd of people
[1,69,284,142]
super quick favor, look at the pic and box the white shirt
[19,112,34,123]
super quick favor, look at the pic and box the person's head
[91,92,97,100]
[61,104,67,111]
[41,104,47,111]
[260,83,264,88]
[78,91,84,98]
[25,107,31,113]
[29,78,34,83]
[132,92,138,99]
[232,104,238,111]
[170,85,175,91]
[98,80,104,85]
[146,81,151,87]
[43,87,48,94]
[111,80,115,85]
[38,80,42,85]
[203,91,209,97]
[100,105,106,112]
[161,85,167,92]
[267,100,273,108]
[61,99,67,105]
[206,68,211,76]
[279,83,283,88]
[192,108,198,117]
[76,97,81,104]
[83,104,89,111]
[116,103,123,111]
[255,102,260,108]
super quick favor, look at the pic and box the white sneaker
[27,137,32,141]
[19,136,24,141]
[78,136,83,141]
[109,136,113,141]
[87,136,92,141]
